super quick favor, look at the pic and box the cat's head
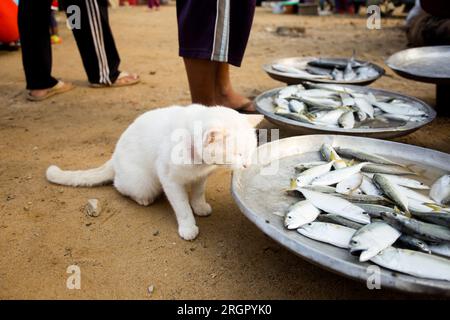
[195,106,258,170]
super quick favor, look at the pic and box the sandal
[26,81,74,101]
[236,102,259,115]
[90,71,140,88]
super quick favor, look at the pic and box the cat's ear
[203,129,225,146]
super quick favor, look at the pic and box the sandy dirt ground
[1,4,449,299]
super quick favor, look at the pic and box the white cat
[46,104,257,240]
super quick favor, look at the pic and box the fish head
[348,235,370,256]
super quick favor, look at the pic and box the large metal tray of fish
[254,83,436,139]
[386,46,450,85]
[231,135,450,295]
[263,57,385,85]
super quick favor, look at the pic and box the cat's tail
[46,160,115,187]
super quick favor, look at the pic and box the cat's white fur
[46,104,257,240]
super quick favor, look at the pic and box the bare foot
[215,88,256,112]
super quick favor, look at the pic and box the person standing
[18,0,139,101]
[147,0,160,11]
[176,0,256,112]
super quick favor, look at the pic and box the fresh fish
[381,211,450,243]
[316,214,364,230]
[335,148,401,166]
[297,222,356,249]
[355,66,379,79]
[373,174,429,190]
[362,163,416,176]
[298,188,371,224]
[355,203,395,219]
[308,58,362,69]
[332,68,344,81]
[305,65,333,77]
[373,174,409,213]
[294,161,334,187]
[274,97,290,109]
[284,200,321,230]
[397,185,434,204]
[429,243,450,258]
[311,162,369,186]
[336,173,363,194]
[408,198,444,213]
[338,111,355,129]
[300,185,337,194]
[303,82,350,93]
[349,222,401,262]
[320,143,347,169]
[297,96,342,110]
[278,86,301,98]
[370,247,450,281]
[288,100,306,113]
[382,113,427,123]
[294,89,339,99]
[294,161,327,173]
[371,101,426,117]
[340,93,355,107]
[360,176,383,196]
[395,235,431,253]
[272,64,331,79]
[353,97,374,119]
[314,108,347,126]
[410,210,450,228]
[343,61,357,81]
[430,175,450,205]
[277,111,316,124]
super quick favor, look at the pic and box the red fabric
[0,0,19,43]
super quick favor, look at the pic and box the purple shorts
[176,0,256,67]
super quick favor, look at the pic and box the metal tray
[263,57,385,85]
[231,135,450,296]
[254,84,436,139]
[386,46,450,85]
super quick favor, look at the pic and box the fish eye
[351,240,358,245]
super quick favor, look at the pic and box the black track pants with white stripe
[18,0,59,90]
[18,0,121,89]
[61,0,121,85]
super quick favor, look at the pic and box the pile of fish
[283,143,450,281]
[272,83,428,129]
[272,57,380,82]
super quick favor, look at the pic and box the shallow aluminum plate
[263,57,385,85]
[255,84,436,139]
[386,46,450,85]
[231,135,450,296]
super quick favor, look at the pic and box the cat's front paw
[192,202,212,217]
[178,224,199,240]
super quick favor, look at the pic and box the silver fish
[284,200,321,230]
[335,148,401,166]
[294,161,327,173]
[410,210,450,228]
[294,161,335,187]
[311,162,369,186]
[298,188,371,224]
[336,173,363,195]
[429,243,450,258]
[338,111,355,129]
[381,211,450,243]
[397,185,434,204]
[343,61,357,81]
[316,214,364,230]
[362,163,416,176]
[430,175,450,205]
[370,247,450,281]
[349,222,401,262]
[288,100,306,113]
[353,97,374,119]
[360,175,383,196]
[372,174,429,190]
[355,203,396,219]
[395,235,431,253]
[373,174,409,213]
[319,143,347,169]
[297,222,356,249]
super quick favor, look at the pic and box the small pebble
[85,199,101,217]
[147,285,154,294]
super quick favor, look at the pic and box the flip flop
[90,71,140,88]
[26,81,74,101]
